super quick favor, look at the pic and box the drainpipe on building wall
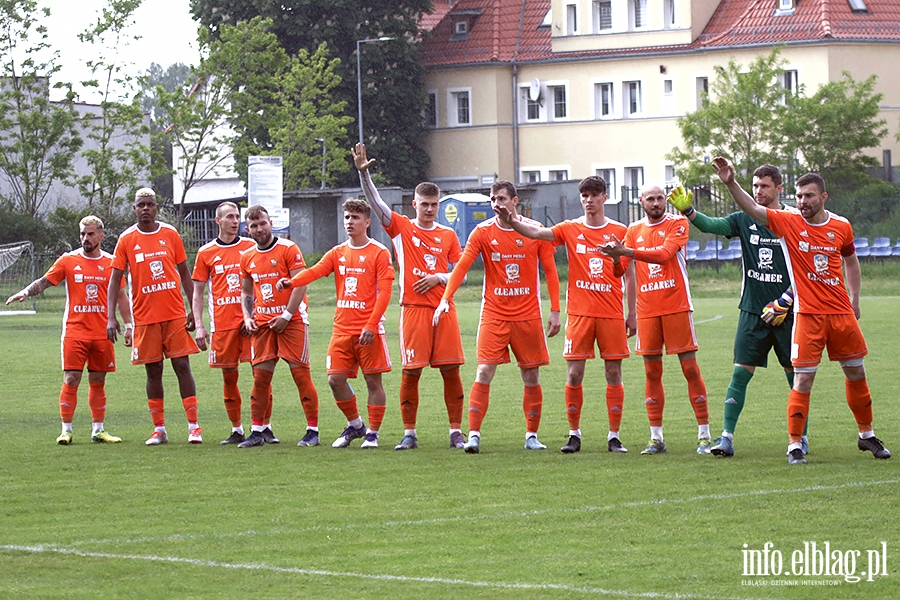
[511,0,527,184]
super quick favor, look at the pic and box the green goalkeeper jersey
[692,209,790,315]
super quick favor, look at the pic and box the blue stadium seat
[704,240,723,251]
[720,248,741,260]
[853,237,869,248]
[872,237,891,248]
[892,246,900,257]
[686,240,701,252]
[727,239,741,251]
[693,249,715,261]
[855,246,871,257]
[870,246,892,258]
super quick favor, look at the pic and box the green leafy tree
[667,49,788,190]
[190,0,432,188]
[0,0,82,218]
[76,0,150,218]
[141,61,194,198]
[777,73,887,189]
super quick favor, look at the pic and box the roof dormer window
[847,0,868,12]
[775,0,795,16]
[455,20,468,34]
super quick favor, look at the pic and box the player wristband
[124,323,134,330]
[681,206,695,218]
[437,273,449,285]
[281,310,294,321]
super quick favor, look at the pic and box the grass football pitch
[1,276,898,599]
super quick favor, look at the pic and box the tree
[667,49,787,190]
[76,0,151,217]
[190,0,432,188]
[0,0,82,218]
[141,61,194,198]
[777,73,887,189]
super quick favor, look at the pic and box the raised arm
[494,204,554,241]
[712,157,768,226]
[353,143,392,228]
[6,276,53,305]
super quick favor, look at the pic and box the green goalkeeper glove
[761,289,794,326]
[667,185,694,213]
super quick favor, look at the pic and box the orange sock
[148,398,165,427]
[400,370,421,429]
[787,389,810,438]
[181,395,198,425]
[290,365,319,428]
[336,395,360,422]
[368,404,386,432]
[250,369,273,427]
[88,381,106,423]
[523,384,543,433]
[264,384,274,424]
[846,378,873,432]
[59,382,78,423]
[468,382,490,432]
[644,361,665,427]
[441,368,465,430]
[222,370,242,427]
[607,383,624,432]
[680,357,709,425]
[565,384,583,431]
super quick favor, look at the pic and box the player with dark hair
[713,158,890,464]
[7,216,132,444]
[494,175,636,453]
[434,180,561,453]
[277,198,395,449]
[602,184,711,455]
[192,201,259,444]
[667,165,808,457]
[107,188,203,445]
[238,204,320,448]
[353,143,466,451]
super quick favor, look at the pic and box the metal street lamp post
[356,36,394,146]
[314,138,326,189]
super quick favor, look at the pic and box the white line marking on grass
[52,478,900,548]
[695,314,724,324]
[0,544,776,600]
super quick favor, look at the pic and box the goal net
[0,241,36,315]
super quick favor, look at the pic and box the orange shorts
[131,318,199,364]
[209,328,251,368]
[635,312,698,356]
[563,315,630,361]
[399,304,465,369]
[62,337,116,372]
[250,321,310,366]
[326,333,392,377]
[791,313,868,368]
[476,316,549,368]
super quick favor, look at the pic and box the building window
[540,8,552,27]
[455,20,468,34]
[448,89,471,126]
[549,169,568,181]
[522,170,541,183]
[625,81,642,117]
[781,69,798,99]
[695,76,708,109]
[596,168,616,199]
[551,85,567,119]
[525,92,541,121]
[567,4,577,35]
[664,0,676,27]
[663,79,673,95]
[424,92,437,128]
[593,0,612,32]
[775,0,795,14]
[595,82,613,118]
[625,167,644,201]
[848,0,868,12]
[630,0,647,28]
[665,165,676,185]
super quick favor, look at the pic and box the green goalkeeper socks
[722,365,753,434]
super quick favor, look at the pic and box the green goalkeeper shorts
[732,309,793,369]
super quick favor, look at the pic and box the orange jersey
[240,237,309,326]
[112,223,188,326]
[44,248,123,340]
[623,213,692,318]
[767,209,855,315]
[292,239,394,336]
[386,214,461,308]
[552,217,628,318]
[192,236,256,332]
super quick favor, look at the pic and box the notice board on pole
[248,156,283,210]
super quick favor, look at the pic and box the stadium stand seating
[704,240,723,251]
[856,246,871,258]
[872,237,891,248]
[853,237,869,248]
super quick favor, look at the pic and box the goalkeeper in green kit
[667,164,808,457]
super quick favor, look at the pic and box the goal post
[0,241,37,315]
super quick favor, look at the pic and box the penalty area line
[0,544,772,600]
[694,314,724,324]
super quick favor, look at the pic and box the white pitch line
[55,478,900,549]
[695,314,724,324]
[0,544,777,600]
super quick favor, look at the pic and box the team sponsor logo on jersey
[491,252,501,262]
[260,283,274,303]
[505,263,519,283]
[750,234,760,245]
[74,273,83,283]
[576,243,586,254]
[135,253,145,263]
[159,240,166,247]
[150,260,165,280]
[215,265,225,274]
[85,284,99,302]
[345,276,358,296]
[799,241,810,252]
[814,254,829,272]
[97,265,104,272]
[270,259,278,267]
[515,238,524,248]
[758,248,773,269]
[338,265,345,275]
[434,236,442,244]
[424,254,436,270]
[251,273,259,282]
[589,257,604,278]
[226,273,240,292]
[648,263,663,279]
[412,236,421,247]
[358,256,366,264]
[827,231,835,241]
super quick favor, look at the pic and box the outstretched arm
[494,205,554,241]
[712,157,768,225]
[6,276,52,304]
[353,143,392,228]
